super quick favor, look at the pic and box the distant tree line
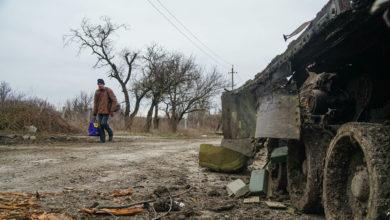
[64,17,228,132]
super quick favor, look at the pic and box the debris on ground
[0,192,39,219]
[79,186,192,218]
[109,188,134,197]
[207,189,221,197]
[153,186,169,197]
[207,202,236,212]
[153,200,179,212]
[174,201,185,208]
[264,201,287,209]
[0,138,325,219]
[80,207,143,216]
[0,192,69,219]
[28,125,38,133]
[286,207,295,214]
[64,186,75,191]
[226,179,249,197]
[30,212,74,220]
[243,196,260,204]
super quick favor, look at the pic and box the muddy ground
[0,137,325,219]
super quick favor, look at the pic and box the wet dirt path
[0,138,324,219]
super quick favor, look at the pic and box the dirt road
[0,137,324,219]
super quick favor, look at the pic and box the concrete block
[270,146,288,164]
[226,179,249,198]
[249,169,268,195]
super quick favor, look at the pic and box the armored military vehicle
[220,0,390,219]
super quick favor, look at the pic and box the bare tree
[163,59,227,132]
[127,78,151,128]
[65,91,93,113]
[0,81,12,104]
[64,17,142,129]
[141,44,172,132]
[63,91,93,119]
[0,81,26,105]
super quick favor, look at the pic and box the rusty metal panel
[255,93,300,140]
[221,89,257,139]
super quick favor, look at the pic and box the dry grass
[0,100,80,134]
[0,100,220,137]
[113,116,220,138]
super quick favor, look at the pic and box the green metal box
[270,146,288,164]
[226,179,249,198]
[249,169,269,195]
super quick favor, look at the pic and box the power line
[146,0,229,69]
[155,0,231,66]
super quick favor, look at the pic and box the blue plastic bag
[88,119,99,136]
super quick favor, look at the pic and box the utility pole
[228,65,237,90]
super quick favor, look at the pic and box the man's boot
[109,135,113,142]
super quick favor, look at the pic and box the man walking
[93,79,118,143]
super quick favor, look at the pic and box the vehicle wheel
[287,127,333,213]
[323,123,390,220]
[269,162,287,193]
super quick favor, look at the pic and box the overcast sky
[0,0,328,108]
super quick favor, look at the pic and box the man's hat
[97,79,105,85]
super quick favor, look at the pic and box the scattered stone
[29,125,38,133]
[243,196,260,204]
[183,207,199,217]
[219,176,228,181]
[174,201,185,208]
[153,200,180,212]
[286,207,295,214]
[89,202,99,209]
[226,179,249,198]
[169,186,179,191]
[6,134,17,139]
[22,135,30,140]
[208,202,235,212]
[64,186,75,191]
[153,186,169,197]
[264,201,287,209]
[178,214,186,220]
[207,189,220,197]
[30,136,37,141]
